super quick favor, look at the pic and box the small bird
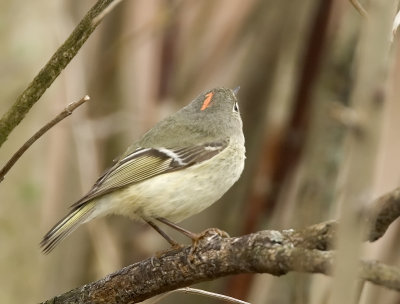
[41,87,245,253]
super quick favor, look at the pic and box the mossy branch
[0,0,115,148]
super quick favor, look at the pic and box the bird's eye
[233,101,239,113]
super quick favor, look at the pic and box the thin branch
[40,186,400,304]
[0,0,114,149]
[0,95,90,182]
[175,287,250,304]
[349,0,368,18]
[92,0,126,25]
[145,287,248,304]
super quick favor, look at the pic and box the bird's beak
[233,86,240,97]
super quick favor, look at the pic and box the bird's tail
[40,202,95,254]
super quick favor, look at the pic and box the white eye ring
[233,101,239,112]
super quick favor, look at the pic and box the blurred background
[1,0,400,303]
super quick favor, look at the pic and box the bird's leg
[156,217,199,240]
[145,219,180,247]
[156,217,230,245]
[145,219,184,267]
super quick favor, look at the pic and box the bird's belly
[95,144,245,223]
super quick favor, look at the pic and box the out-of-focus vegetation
[1,0,400,303]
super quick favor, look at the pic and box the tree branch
[174,287,251,304]
[349,0,368,18]
[0,95,90,182]
[0,0,114,148]
[41,186,400,304]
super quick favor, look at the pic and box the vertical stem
[329,1,397,304]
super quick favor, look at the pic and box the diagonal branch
[0,95,90,182]
[349,0,368,18]
[0,0,115,148]
[40,186,400,304]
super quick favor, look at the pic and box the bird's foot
[150,242,185,267]
[187,228,230,267]
[191,227,230,247]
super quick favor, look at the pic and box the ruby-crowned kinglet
[41,87,245,253]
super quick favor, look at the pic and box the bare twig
[40,186,400,304]
[92,0,126,25]
[349,0,368,18]
[176,287,250,304]
[0,0,114,149]
[0,95,90,182]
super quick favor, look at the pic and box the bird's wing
[71,140,228,208]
